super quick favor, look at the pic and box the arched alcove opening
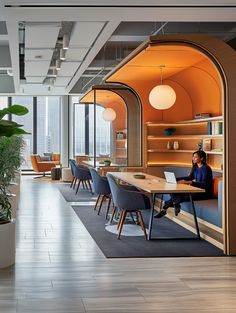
[79,84,142,166]
[105,34,236,255]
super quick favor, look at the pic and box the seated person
[155,150,213,218]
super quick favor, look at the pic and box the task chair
[73,163,93,194]
[69,159,77,189]
[89,168,111,218]
[107,174,150,240]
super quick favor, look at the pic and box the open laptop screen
[164,171,177,184]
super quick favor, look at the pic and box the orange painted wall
[106,45,222,123]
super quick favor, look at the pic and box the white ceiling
[0,0,236,95]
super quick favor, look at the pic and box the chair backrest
[69,159,76,176]
[107,174,150,211]
[75,155,90,165]
[30,154,40,172]
[89,168,110,195]
[107,174,124,208]
[74,163,91,180]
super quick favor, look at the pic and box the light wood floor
[1,176,236,312]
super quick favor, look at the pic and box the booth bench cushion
[160,167,223,228]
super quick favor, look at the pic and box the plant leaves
[0,104,29,120]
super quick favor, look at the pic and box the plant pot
[9,182,20,211]
[9,194,17,219]
[0,219,15,268]
[104,162,111,166]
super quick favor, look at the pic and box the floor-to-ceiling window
[10,96,61,169]
[11,96,33,169]
[73,100,111,157]
[0,96,8,110]
[37,96,61,155]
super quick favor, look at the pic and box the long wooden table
[108,172,205,240]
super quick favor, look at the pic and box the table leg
[189,194,201,239]
[148,193,156,240]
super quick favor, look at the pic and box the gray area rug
[72,204,224,258]
[58,184,224,258]
[57,183,97,202]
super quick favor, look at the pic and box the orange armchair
[52,153,61,165]
[30,154,57,178]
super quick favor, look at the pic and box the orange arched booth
[104,34,236,255]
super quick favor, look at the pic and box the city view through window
[74,101,111,157]
[12,96,61,169]
[1,96,111,170]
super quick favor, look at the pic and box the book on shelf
[203,138,212,151]
[207,121,223,135]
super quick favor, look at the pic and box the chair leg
[87,180,93,195]
[94,195,101,211]
[70,177,75,188]
[118,210,127,240]
[82,181,85,189]
[75,180,81,194]
[73,178,77,189]
[135,211,140,225]
[117,210,124,230]
[110,206,117,224]
[137,211,147,240]
[97,195,106,215]
[105,197,111,219]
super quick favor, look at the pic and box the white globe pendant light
[102,108,116,121]
[149,65,176,110]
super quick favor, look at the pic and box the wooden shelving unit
[145,116,223,171]
[114,129,127,161]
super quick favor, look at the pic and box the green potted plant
[103,159,111,166]
[0,104,29,268]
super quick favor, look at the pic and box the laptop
[164,171,177,184]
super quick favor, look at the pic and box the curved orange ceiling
[106,44,207,84]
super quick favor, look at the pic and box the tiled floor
[0,176,236,312]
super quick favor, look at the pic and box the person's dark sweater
[177,164,213,197]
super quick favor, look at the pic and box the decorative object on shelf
[102,108,116,121]
[202,138,212,151]
[116,132,124,140]
[198,140,203,150]
[149,65,176,110]
[173,141,179,150]
[103,159,111,166]
[167,141,172,150]
[164,127,176,136]
[194,113,211,119]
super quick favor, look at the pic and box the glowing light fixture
[149,65,176,110]
[102,108,116,121]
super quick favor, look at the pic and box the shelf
[146,162,223,173]
[147,116,223,126]
[116,147,126,150]
[147,134,223,139]
[116,139,126,142]
[147,149,223,155]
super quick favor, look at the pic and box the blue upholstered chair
[73,163,93,194]
[107,174,150,240]
[89,168,111,218]
[69,159,77,189]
